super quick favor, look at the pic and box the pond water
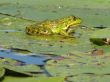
[0,48,48,65]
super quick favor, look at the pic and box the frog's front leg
[60,30,69,36]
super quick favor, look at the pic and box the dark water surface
[0,48,48,65]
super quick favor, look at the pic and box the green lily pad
[45,51,110,76]
[0,67,5,78]
[67,74,110,82]
[90,28,110,45]
[90,28,110,38]
[0,58,43,76]
[2,76,65,82]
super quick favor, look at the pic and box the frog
[25,16,81,36]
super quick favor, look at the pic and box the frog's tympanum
[26,16,81,36]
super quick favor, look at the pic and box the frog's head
[57,16,81,35]
[60,16,81,29]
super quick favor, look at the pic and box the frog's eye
[44,30,48,33]
[73,16,77,20]
[42,29,49,34]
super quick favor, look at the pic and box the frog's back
[25,16,81,36]
[26,21,54,35]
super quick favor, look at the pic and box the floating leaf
[90,28,110,45]
[0,58,43,76]
[2,76,65,82]
[67,74,110,82]
[45,51,110,76]
[0,67,5,78]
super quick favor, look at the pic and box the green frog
[25,16,81,36]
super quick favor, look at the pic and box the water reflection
[0,48,48,65]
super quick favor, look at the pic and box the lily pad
[45,51,110,76]
[0,58,43,76]
[90,28,110,45]
[0,67,5,78]
[67,74,110,82]
[2,76,65,82]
